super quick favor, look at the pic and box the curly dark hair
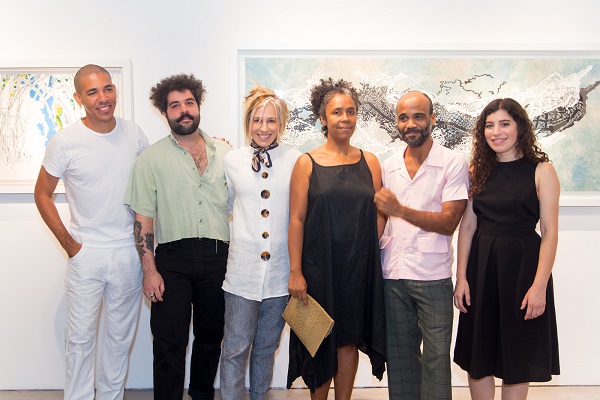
[149,74,206,113]
[470,98,549,197]
[309,78,360,137]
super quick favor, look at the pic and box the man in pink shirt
[375,91,469,400]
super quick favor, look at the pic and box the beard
[400,122,433,148]
[168,112,201,136]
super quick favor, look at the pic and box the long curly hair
[243,83,289,144]
[309,78,360,137]
[470,98,549,197]
[150,74,206,113]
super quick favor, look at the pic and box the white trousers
[64,244,142,400]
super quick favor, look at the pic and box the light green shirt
[125,129,230,244]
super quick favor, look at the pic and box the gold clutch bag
[282,294,334,357]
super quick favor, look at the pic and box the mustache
[404,127,424,134]
[176,113,196,123]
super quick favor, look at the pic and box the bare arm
[34,166,82,258]
[453,199,477,313]
[521,162,560,320]
[364,151,386,239]
[288,154,312,306]
[374,188,467,236]
[134,213,164,302]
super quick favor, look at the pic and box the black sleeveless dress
[286,150,386,391]
[453,158,560,384]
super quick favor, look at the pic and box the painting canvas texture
[244,55,600,192]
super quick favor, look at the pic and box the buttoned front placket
[171,134,215,237]
[389,160,431,266]
[259,169,271,269]
[197,138,216,236]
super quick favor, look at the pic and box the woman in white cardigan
[219,84,301,400]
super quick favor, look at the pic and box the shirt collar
[396,140,443,169]
[423,141,443,168]
[168,129,215,151]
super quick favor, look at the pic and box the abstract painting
[239,51,600,201]
[0,63,128,192]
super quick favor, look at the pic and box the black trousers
[151,238,228,400]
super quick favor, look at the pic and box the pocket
[380,235,394,277]
[216,239,229,254]
[379,235,392,250]
[208,177,228,208]
[68,242,86,264]
[416,233,448,254]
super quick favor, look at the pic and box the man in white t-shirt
[375,91,469,400]
[34,64,148,400]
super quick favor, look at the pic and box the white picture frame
[0,60,133,193]
[237,49,600,206]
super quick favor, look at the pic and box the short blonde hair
[243,83,289,144]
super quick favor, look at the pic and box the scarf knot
[251,140,279,172]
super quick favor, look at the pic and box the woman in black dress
[287,78,386,399]
[453,98,560,399]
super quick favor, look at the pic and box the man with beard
[374,91,469,400]
[125,74,230,400]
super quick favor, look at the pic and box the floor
[0,387,599,399]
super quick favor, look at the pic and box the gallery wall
[1,0,599,390]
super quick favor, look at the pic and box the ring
[149,294,155,298]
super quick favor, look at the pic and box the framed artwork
[0,61,132,193]
[237,50,600,206]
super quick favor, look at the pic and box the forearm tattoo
[145,232,154,255]
[134,220,146,257]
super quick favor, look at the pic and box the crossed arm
[374,188,467,236]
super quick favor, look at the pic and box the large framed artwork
[0,61,132,193]
[237,50,600,206]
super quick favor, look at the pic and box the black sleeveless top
[287,150,386,390]
[454,158,560,384]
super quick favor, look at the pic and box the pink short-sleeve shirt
[380,142,469,280]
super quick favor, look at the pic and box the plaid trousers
[384,278,453,400]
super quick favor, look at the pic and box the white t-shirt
[43,118,149,246]
[223,145,301,301]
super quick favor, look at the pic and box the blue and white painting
[243,54,600,192]
[0,67,124,190]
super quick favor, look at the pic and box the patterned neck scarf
[251,140,279,172]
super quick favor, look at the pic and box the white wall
[1,0,599,390]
